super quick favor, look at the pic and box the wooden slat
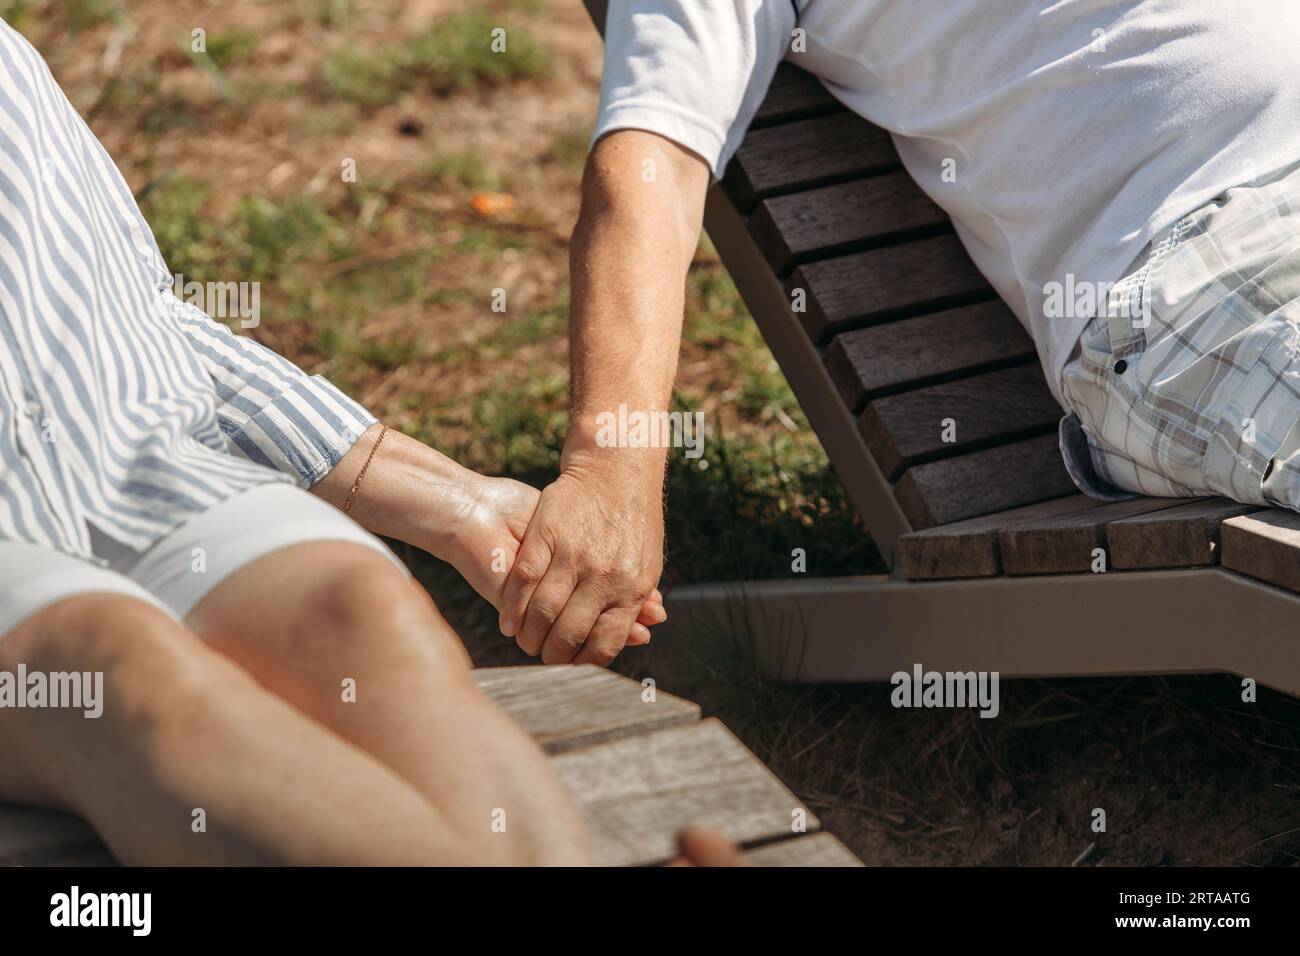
[998,497,1187,575]
[1107,498,1261,570]
[744,832,863,867]
[749,62,841,128]
[751,173,948,273]
[858,363,1060,480]
[1221,510,1300,593]
[0,805,101,866]
[474,665,699,754]
[898,494,1092,580]
[824,300,1034,413]
[553,718,816,867]
[894,433,1078,529]
[723,112,898,211]
[789,233,995,343]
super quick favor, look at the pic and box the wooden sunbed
[0,665,860,866]
[584,1,1300,696]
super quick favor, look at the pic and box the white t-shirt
[592,0,1300,403]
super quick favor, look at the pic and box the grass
[322,8,551,106]
[200,26,259,69]
[0,0,120,35]
[140,176,356,283]
[424,152,507,192]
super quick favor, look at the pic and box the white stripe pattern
[0,21,376,565]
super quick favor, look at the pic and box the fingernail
[501,619,516,637]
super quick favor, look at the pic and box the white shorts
[0,483,409,640]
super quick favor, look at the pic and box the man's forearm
[563,131,710,478]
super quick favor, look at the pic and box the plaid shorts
[1059,158,1300,510]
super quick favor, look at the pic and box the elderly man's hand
[499,449,665,666]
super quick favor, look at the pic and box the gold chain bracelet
[343,424,389,514]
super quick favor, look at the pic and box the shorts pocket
[1199,322,1291,504]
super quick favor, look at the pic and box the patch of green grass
[662,426,874,583]
[307,0,353,28]
[231,194,355,280]
[203,26,258,69]
[453,225,526,256]
[404,8,551,91]
[496,298,566,351]
[297,106,358,138]
[683,264,806,421]
[98,66,196,136]
[323,8,551,105]
[138,175,222,279]
[185,27,261,103]
[0,1,33,29]
[140,176,356,283]
[545,127,591,172]
[321,41,402,106]
[66,0,120,32]
[317,319,421,372]
[424,152,505,192]
[462,371,569,477]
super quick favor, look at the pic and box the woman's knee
[7,592,197,686]
[289,551,471,670]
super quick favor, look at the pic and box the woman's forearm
[310,423,476,561]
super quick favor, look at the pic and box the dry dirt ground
[16,0,1300,867]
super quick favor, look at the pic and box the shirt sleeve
[164,292,377,487]
[592,0,798,179]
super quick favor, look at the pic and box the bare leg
[185,541,594,866]
[0,593,495,865]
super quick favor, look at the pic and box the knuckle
[511,559,545,588]
[587,643,620,667]
[528,600,562,627]
[543,630,585,663]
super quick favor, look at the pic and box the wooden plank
[789,233,995,343]
[744,832,863,867]
[0,804,101,866]
[751,173,948,273]
[474,665,700,754]
[858,363,1060,480]
[894,433,1078,529]
[1107,498,1261,570]
[898,494,1094,580]
[553,718,816,867]
[824,300,1035,413]
[749,62,841,128]
[723,112,898,211]
[1221,509,1300,593]
[998,497,1188,576]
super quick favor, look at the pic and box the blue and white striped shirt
[0,20,376,565]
